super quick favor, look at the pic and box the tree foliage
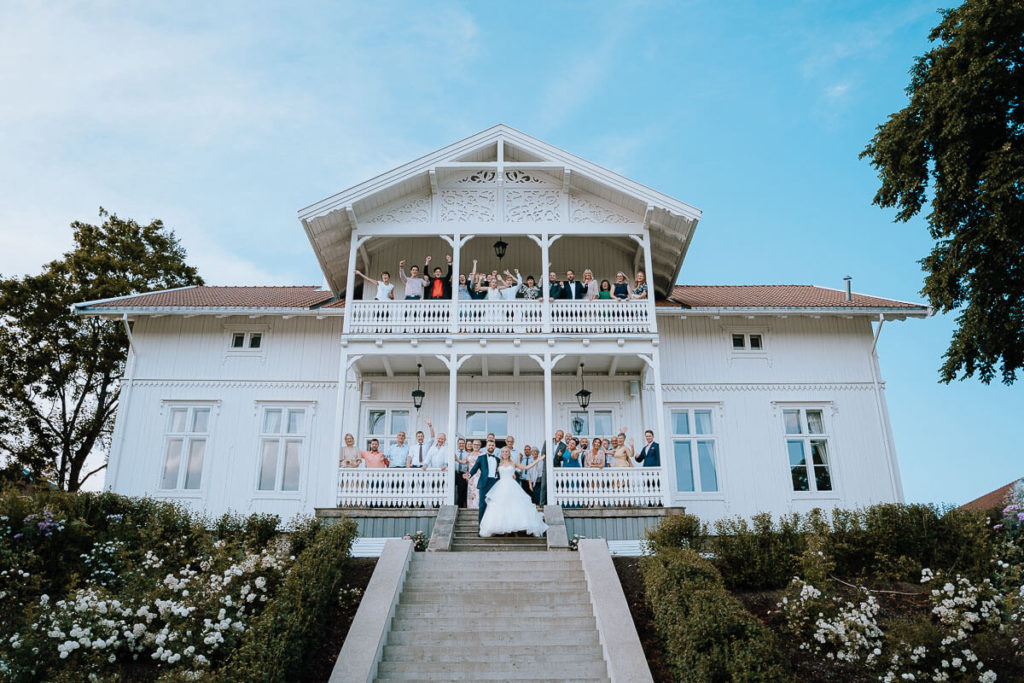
[0,209,202,490]
[861,0,1024,384]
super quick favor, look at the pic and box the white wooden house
[73,125,928,535]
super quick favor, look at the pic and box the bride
[479,447,548,538]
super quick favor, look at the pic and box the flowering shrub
[0,490,357,681]
[403,530,429,552]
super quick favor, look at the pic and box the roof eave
[657,306,932,318]
[74,306,345,318]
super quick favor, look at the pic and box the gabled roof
[959,478,1023,511]
[72,286,339,315]
[297,124,702,298]
[658,285,929,313]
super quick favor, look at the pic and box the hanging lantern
[411,363,425,410]
[575,363,591,410]
[493,236,508,260]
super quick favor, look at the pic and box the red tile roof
[959,479,1023,511]
[657,285,926,310]
[86,286,336,309]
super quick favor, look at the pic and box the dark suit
[425,264,453,300]
[547,281,564,299]
[560,280,585,300]
[635,441,661,467]
[468,451,501,522]
[454,449,469,507]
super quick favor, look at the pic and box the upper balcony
[345,298,653,337]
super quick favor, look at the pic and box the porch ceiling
[352,353,646,378]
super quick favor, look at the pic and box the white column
[446,352,459,505]
[541,233,551,333]
[448,234,460,335]
[642,231,658,334]
[342,232,361,335]
[323,350,354,509]
[543,352,554,505]
[647,348,671,507]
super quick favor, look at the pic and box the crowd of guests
[338,419,662,509]
[353,254,650,302]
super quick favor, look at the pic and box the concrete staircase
[375,551,610,682]
[449,508,548,551]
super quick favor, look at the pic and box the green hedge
[645,511,706,554]
[225,517,358,682]
[640,548,790,682]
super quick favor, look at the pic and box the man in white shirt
[409,429,433,468]
[422,418,448,470]
[386,432,410,468]
[453,437,469,507]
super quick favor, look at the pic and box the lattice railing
[551,467,664,507]
[457,300,544,334]
[346,301,451,335]
[337,468,449,508]
[551,300,650,334]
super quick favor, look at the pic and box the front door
[461,407,510,449]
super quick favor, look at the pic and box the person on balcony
[522,445,543,505]
[398,259,429,300]
[562,438,583,467]
[612,272,631,301]
[353,269,394,301]
[582,269,599,301]
[499,269,522,301]
[611,432,635,468]
[517,275,542,300]
[409,429,434,468]
[464,439,483,509]
[598,279,613,300]
[635,429,661,467]
[422,417,448,470]
[339,433,363,468]
[585,438,606,469]
[425,255,453,300]
[386,431,410,468]
[631,270,649,300]
[560,269,585,300]
[547,269,563,301]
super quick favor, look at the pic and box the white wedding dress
[479,465,548,537]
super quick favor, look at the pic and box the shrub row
[640,547,790,682]
[646,503,996,589]
[225,517,358,682]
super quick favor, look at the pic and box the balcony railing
[551,467,664,507]
[337,468,448,508]
[346,300,651,335]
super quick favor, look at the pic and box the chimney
[843,275,852,302]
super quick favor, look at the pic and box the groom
[465,438,501,523]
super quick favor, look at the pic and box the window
[161,406,210,491]
[364,407,411,450]
[464,409,509,446]
[669,408,719,493]
[257,406,309,492]
[783,408,833,493]
[568,408,614,441]
[731,332,763,351]
[226,329,266,354]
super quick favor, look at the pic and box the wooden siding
[565,514,665,541]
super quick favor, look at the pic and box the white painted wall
[108,313,903,523]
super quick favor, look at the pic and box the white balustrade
[551,467,664,507]
[457,300,544,334]
[347,299,652,335]
[551,300,649,334]
[337,468,448,508]
[346,301,451,335]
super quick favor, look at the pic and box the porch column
[325,350,361,508]
[543,352,554,504]
[343,232,370,335]
[438,352,469,506]
[445,234,471,335]
[530,234,561,334]
[641,230,658,334]
[640,350,671,507]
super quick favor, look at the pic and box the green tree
[0,209,202,490]
[861,0,1024,384]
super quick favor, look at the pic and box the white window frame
[563,404,619,444]
[158,401,219,496]
[361,404,414,452]
[224,324,270,358]
[779,404,838,497]
[667,404,723,499]
[254,402,314,497]
[724,325,770,364]
[459,403,517,447]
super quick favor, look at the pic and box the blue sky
[0,1,1019,504]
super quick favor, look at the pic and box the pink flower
[993,524,1004,531]
[1017,512,1024,522]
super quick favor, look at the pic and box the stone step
[402,578,587,591]
[394,604,595,619]
[450,545,549,552]
[381,645,604,663]
[376,659,609,678]
[399,591,579,606]
[404,570,579,582]
[377,676,609,682]
[385,629,601,647]
[389,615,596,632]
[411,555,578,567]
